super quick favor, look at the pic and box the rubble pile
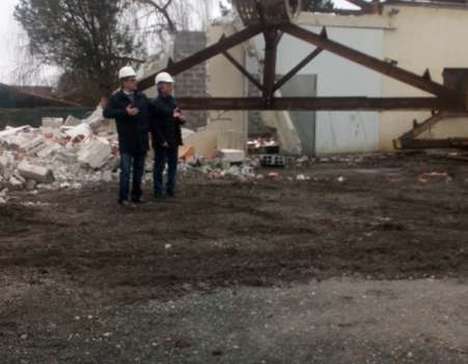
[0,107,118,204]
[178,157,258,181]
[0,108,390,205]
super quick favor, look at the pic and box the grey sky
[0,0,354,84]
[0,0,21,83]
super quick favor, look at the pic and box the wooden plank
[273,48,323,92]
[222,50,264,92]
[262,29,280,101]
[177,97,462,111]
[279,23,459,98]
[394,111,468,148]
[399,138,468,149]
[138,25,263,90]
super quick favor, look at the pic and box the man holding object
[150,72,185,198]
[104,66,150,206]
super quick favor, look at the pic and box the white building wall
[259,24,385,155]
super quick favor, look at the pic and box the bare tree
[133,0,177,33]
[15,0,145,104]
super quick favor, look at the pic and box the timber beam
[279,23,460,99]
[138,25,263,90]
[398,138,468,150]
[177,97,464,111]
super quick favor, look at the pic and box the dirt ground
[1,152,467,363]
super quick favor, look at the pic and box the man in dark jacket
[104,66,150,206]
[150,72,185,198]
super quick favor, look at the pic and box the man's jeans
[154,146,178,196]
[119,153,146,202]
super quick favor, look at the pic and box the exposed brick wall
[173,31,207,130]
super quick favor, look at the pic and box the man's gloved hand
[126,105,140,116]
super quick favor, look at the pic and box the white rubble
[83,106,107,131]
[64,123,92,143]
[64,115,82,126]
[0,106,119,204]
[18,161,54,183]
[218,148,246,163]
[42,117,64,129]
[77,137,112,169]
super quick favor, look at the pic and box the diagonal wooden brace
[138,25,264,91]
[279,23,459,99]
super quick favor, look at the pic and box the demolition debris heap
[0,108,117,204]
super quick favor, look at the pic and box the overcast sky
[0,0,353,85]
[0,0,21,83]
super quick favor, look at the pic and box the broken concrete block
[55,149,78,164]
[64,115,82,127]
[25,179,37,190]
[83,106,106,131]
[182,128,195,140]
[64,123,92,143]
[42,117,64,128]
[218,149,245,163]
[8,175,25,190]
[77,137,112,169]
[184,129,218,159]
[18,161,54,183]
[0,151,16,179]
[36,143,62,159]
[10,134,45,153]
[0,126,30,145]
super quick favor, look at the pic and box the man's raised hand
[126,105,140,117]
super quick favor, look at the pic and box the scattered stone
[8,175,24,190]
[77,138,112,169]
[64,115,82,127]
[25,179,37,191]
[18,161,54,183]
[65,123,92,143]
[218,148,245,163]
[42,117,64,129]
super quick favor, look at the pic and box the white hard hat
[155,72,175,84]
[119,66,137,79]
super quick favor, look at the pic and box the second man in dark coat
[150,72,185,198]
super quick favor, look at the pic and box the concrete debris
[418,171,451,184]
[8,175,25,190]
[42,117,64,129]
[77,138,112,169]
[64,123,93,143]
[218,149,245,163]
[18,161,54,183]
[296,174,311,181]
[0,107,118,203]
[260,154,286,168]
[83,106,109,131]
[64,115,83,127]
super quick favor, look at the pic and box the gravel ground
[0,153,467,363]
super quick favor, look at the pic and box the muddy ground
[0,153,467,363]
